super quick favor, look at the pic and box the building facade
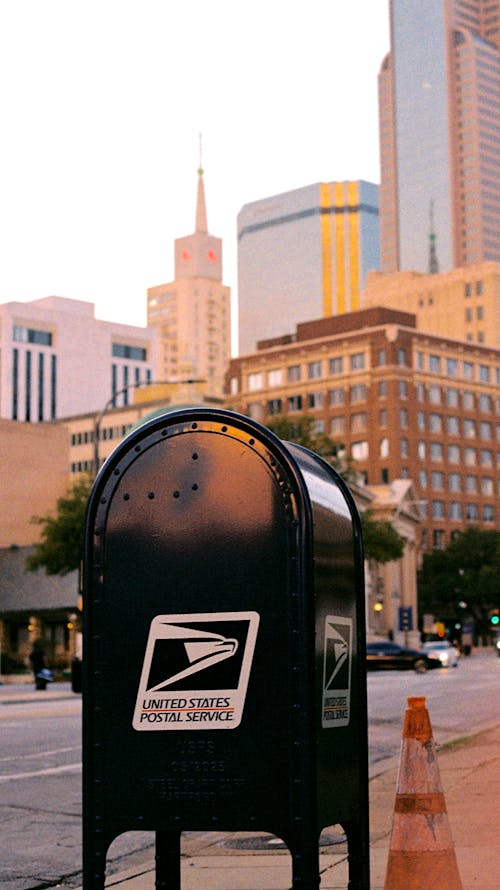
[363,261,500,348]
[237,180,379,355]
[0,296,157,423]
[379,0,500,273]
[147,167,231,397]
[226,307,500,555]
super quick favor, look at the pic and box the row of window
[420,472,499,495]
[417,384,499,411]
[70,423,133,446]
[417,412,499,440]
[428,502,496,522]
[112,343,148,361]
[245,353,499,392]
[13,325,53,346]
[12,348,56,422]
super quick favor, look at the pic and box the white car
[422,640,460,667]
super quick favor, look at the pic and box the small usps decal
[322,615,352,728]
[133,612,259,731]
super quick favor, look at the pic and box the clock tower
[147,160,231,397]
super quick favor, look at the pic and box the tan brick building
[226,307,500,555]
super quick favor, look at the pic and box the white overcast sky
[0,1,390,351]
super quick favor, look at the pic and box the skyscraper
[147,165,231,396]
[379,0,500,274]
[237,180,379,355]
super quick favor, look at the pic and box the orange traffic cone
[384,696,463,890]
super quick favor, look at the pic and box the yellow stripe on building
[320,183,333,316]
[347,181,360,311]
[334,182,346,314]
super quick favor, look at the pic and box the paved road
[1,650,498,889]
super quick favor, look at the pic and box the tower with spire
[147,151,231,397]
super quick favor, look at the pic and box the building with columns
[147,165,231,397]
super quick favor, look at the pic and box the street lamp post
[92,378,206,474]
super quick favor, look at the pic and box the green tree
[418,526,500,619]
[360,511,405,564]
[265,413,357,482]
[265,414,405,564]
[26,475,93,576]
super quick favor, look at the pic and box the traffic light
[490,611,499,627]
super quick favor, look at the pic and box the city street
[1,650,498,890]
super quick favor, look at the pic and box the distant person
[29,640,52,690]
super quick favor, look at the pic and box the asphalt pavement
[1,672,499,889]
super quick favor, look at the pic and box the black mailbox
[82,407,369,889]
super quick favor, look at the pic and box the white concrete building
[0,296,157,422]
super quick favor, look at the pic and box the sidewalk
[80,721,499,890]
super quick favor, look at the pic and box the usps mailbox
[82,407,369,889]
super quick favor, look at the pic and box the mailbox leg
[344,819,370,890]
[155,830,181,890]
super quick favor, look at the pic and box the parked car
[422,640,460,668]
[366,641,441,673]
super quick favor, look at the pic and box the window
[466,503,478,520]
[446,387,459,407]
[329,356,343,375]
[480,449,493,467]
[430,442,443,460]
[350,352,365,371]
[446,358,458,377]
[230,377,239,395]
[482,505,494,522]
[464,447,476,466]
[462,390,474,410]
[416,352,424,370]
[112,343,147,361]
[417,383,425,401]
[330,416,345,436]
[476,280,483,296]
[267,398,282,415]
[329,387,344,406]
[447,416,460,435]
[380,438,389,458]
[13,325,52,346]
[351,412,367,432]
[287,364,301,382]
[378,380,387,397]
[352,441,369,460]
[465,307,472,322]
[288,395,302,411]
[465,282,472,297]
[448,444,460,463]
[480,421,492,440]
[419,469,427,488]
[308,360,322,379]
[248,372,263,391]
[463,419,476,438]
[431,471,444,489]
[268,368,283,387]
[379,409,387,426]
[400,438,409,457]
[429,385,441,404]
[418,440,426,459]
[429,413,442,433]
[397,348,407,366]
[449,502,462,520]
[449,473,461,492]
[399,380,408,398]
[465,475,478,493]
[463,361,473,380]
[479,364,490,383]
[418,411,425,430]
[432,500,445,518]
[377,349,387,365]
[400,408,408,427]
[433,530,445,550]
[479,394,492,412]
[314,420,325,434]
[481,477,493,495]
[308,391,323,409]
[429,354,441,373]
[350,384,366,402]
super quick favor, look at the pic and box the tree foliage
[26,475,93,576]
[265,414,405,564]
[360,511,405,564]
[418,526,500,617]
[265,413,357,482]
